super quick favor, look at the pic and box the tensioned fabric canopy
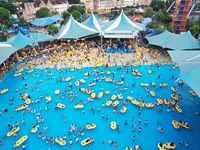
[103,11,146,38]
[56,16,99,39]
[146,30,200,50]
[0,42,20,65]
[82,12,102,32]
[7,32,34,48]
[168,51,200,97]
[31,15,63,27]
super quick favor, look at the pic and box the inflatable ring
[55,89,60,95]
[25,99,31,105]
[106,100,112,106]
[56,103,65,109]
[74,104,84,109]
[46,96,51,102]
[86,124,96,130]
[110,121,117,130]
[81,137,94,146]
[31,127,38,133]
[55,137,66,146]
[0,88,8,94]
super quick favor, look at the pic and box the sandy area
[17,47,173,70]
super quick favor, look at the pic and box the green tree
[20,17,28,26]
[155,9,165,22]
[144,7,153,18]
[0,7,12,27]
[62,11,70,23]
[68,0,80,4]
[150,0,166,11]
[189,25,200,38]
[68,5,85,14]
[36,7,51,18]
[71,10,81,21]
[0,1,17,14]
[166,25,174,33]
[47,24,58,35]
[77,6,85,14]
[51,10,59,16]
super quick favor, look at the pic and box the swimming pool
[0,64,200,150]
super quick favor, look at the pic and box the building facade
[82,0,153,13]
[15,0,69,21]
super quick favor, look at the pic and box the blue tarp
[141,17,152,25]
[31,15,63,27]
[7,31,34,48]
[29,33,55,45]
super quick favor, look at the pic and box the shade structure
[56,16,99,39]
[31,15,63,27]
[29,33,55,45]
[104,11,146,38]
[7,32,34,48]
[168,51,200,97]
[82,12,102,32]
[146,30,200,50]
[0,42,20,65]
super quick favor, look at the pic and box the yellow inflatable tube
[81,137,94,146]
[14,135,28,147]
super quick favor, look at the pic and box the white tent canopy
[168,51,200,97]
[0,42,20,65]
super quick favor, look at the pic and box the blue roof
[56,16,99,39]
[7,32,33,48]
[31,15,63,27]
[146,30,200,50]
[29,33,55,42]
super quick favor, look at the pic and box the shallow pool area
[0,64,200,150]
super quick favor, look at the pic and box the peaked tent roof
[164,31,200,50]
[31,15,63,27]
[56,16,99,39]
[104,11,146,34]
[82,12,102,32]
[168,51,200,97]
[146,30,200,50]
[7,32,34,48]
[0,42,20,65]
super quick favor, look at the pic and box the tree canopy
[47,24,58,35]
[0,1,17,14]
[71,10,81,21]
[36,7,51,18]
[68,5,85,14]
[68,0,80,4]
[144,7,153,18]
[0,7,12,27]
[62,11,70,24]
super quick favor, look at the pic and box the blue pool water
[0,64,200,150]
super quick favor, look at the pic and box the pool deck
[17,47,173,69]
